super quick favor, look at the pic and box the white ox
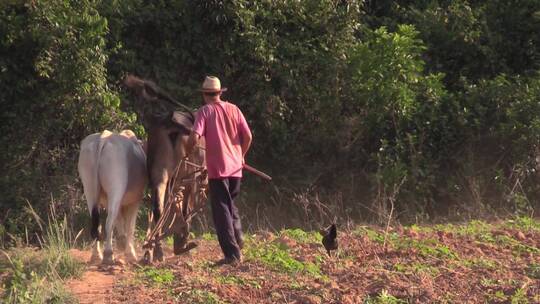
[78,130,147,264]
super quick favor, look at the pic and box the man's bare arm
[186,131,200,157]
[241,131,252,160]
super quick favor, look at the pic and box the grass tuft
[364,289,409,303]
[504,216,540,232]
[395,238,458,260]
[175,289,227,304]
[279,228,322,244]
[215,274,262,289]
[245,237,326,279]
[135,266,175,287]
[526,263,540,279]
[1,202,84,303]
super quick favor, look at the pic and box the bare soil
[67,250,121,304]
[66,221,540,303]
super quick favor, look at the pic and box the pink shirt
[193,101,251,178]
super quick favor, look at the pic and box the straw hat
[199,76,227,93]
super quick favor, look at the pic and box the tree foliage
[1,0,540,234]
[0,0,136,232]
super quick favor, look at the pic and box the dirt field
[63,218,540,303]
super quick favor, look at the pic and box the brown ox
[124,75,205,262]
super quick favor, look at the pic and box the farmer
[187,76,252,265]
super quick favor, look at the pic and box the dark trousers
[209,177,243,259]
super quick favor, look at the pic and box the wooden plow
[141,152,208,264]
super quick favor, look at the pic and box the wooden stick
[244,164,272,181]
[195,146,271,181]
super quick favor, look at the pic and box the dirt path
[67,249,122,304]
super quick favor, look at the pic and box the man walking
[188,76,252,265]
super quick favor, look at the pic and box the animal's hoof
[153,246,164,262]
[140,250,152,265]
[173,234,188,255]
[102,250,115,265]
[174,241,198,255]
[125,246,138,263]
[116,235,127,251]
[89,254,103,265]
[125,253,138,263]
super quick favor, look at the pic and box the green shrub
[245,239,325,279]
[136,266,175,287]
[279,228,322,244]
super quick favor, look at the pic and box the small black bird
[321,224,338,256]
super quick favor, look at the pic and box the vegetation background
[2,0,540,244]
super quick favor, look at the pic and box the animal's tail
[97,130,113,157]
[79,136,97,217]
[96,130,113,201]
[77,131,112,240]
